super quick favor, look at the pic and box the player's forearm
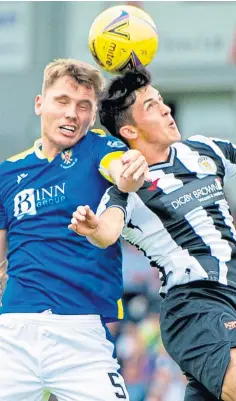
[115,174,144,193]
[87,212,124,248]
[0,259,8,304]
[87,222,114,248]
[108,160,128,192]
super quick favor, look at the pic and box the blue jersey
[0,130,127,321]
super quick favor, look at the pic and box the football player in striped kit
[70,68,236,401]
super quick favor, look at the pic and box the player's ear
[35,95,43,116]
[120,125,138,141]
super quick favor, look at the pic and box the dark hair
[99,67,151,143]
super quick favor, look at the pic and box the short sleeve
[96,186,135,224]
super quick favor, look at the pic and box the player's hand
[121,150,150,181]
[118,150,151,192]
[68,205,99,236]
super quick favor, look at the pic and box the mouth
[59,125,77,136]
[169,119,176,128]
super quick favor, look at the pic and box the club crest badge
[198,156,217,174]
[60,149,77,169]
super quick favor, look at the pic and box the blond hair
[42,58,105,99]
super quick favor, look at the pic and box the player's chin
[58,132,81,148]
[168,128,181,144]
[175,129,181,142]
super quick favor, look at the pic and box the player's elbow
[103,237,118,248]
[87,217,123,248]
[99,238,118,248]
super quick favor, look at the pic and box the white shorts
[0,311,129,401]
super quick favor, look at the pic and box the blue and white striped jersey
[97,136,236,296]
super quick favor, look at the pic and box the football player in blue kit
[70,68,236,401]
[0,59,149,401]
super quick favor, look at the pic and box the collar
[34,138,54,162]
[149,147,176,171]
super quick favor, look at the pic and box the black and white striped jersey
[97,135,236,296]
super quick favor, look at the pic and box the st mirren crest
[198,156,217,174]
[60,149,77,169]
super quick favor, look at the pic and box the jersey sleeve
[188,135,236,179]
[94,134,128,183]
[96,186,134,224]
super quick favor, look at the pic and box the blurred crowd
[108,301,186,401]
[108,241,186,401]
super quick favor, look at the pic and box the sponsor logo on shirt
[17,173,28,184]
[224,321,236,330]
[107,140,125,149]
[171,178,223,210]
[14,183,66,220]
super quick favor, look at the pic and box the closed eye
[55,96,69,105]
[147,100,158,110]
[78,101,93,112]
[79,104,91,111]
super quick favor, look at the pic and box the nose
[160,102,171,116]
[65,104,77,120]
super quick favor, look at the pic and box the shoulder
[182,135,226,157]
[0,146,35,181]
[180,135,209,147]
[90,128,107,137]
[89,129,127,149]
[7,146,35,162]
[174,135,218,153]
[183,135,220,149]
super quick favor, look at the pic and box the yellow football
[88,5,158,74]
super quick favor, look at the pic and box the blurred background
[1,1,236,400]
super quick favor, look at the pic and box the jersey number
[108,373,127,399]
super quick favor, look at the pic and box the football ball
[88,5,158,74]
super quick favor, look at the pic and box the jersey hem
[0,305,121,322]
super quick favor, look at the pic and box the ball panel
[89,39,105,68]
[93,36,132,72]
[132,37,158,66]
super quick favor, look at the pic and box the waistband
[0,310,102,327]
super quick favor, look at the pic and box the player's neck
[130,142,171,166]
[41,137,64,159]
